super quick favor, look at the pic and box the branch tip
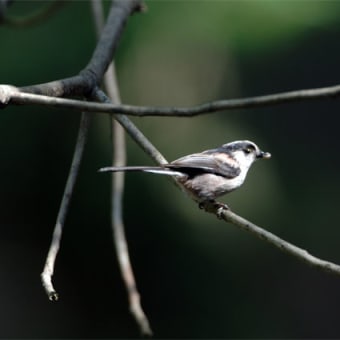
[48,292,59,302]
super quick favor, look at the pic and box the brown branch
[2,83,340,116]
[108,82,152,336]
[41,112,91,300]
[40,0,144,302]
[86,0,143,84]
[91,1,152,335]
[16,0,143,97]
[202,202,340,276]
[92,89,164,336]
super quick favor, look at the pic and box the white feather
[143,169,184,177]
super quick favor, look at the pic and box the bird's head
[222,140,271,170]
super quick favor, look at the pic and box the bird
[99,140,271,206]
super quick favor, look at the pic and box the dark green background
[1,1,340,338]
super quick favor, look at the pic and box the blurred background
[1,0,340,338]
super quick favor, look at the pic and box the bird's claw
[214,202,229,219]
[198,200,229,218]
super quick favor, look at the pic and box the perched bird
[99,140,271,205]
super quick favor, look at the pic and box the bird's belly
[180,173,245,201]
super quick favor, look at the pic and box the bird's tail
[98,166,183,176]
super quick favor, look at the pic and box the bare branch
[104,89,154,336]
[85,0,143,84]
[16,0,143,97]
[41,112,91,300]
[2,83,340,116]
[202,202,340,276]
[91,0,152,335]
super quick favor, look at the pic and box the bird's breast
[179,173,246,201]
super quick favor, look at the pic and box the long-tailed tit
[99,140,271,205]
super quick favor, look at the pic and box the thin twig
[91,0,152,335]
[202,202,340,276]
[41,112,91,300]
[2,83,340,116]
[107,79,153,337]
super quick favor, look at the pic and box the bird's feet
[198,200,229,218]
[214,201,229,219]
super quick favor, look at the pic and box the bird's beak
[257,151,271,159]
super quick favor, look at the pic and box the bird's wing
[168,152,240,179]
